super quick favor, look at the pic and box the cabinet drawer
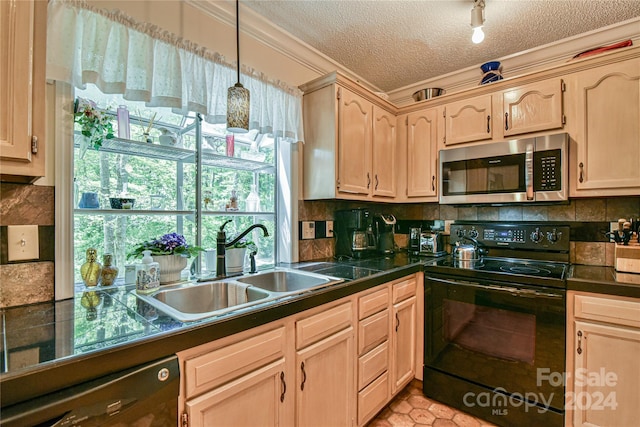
[184,327,285,398]
[392,276,416,303]
[296,301,353,349]
[575,294,640,328]
[358,341,388,391]
[359,286,389,320]
[357,371,389,426]
[358,309,389,355]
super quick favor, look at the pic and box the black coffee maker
[374,213,397,254]
[334,209,377,259]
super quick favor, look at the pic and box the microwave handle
[525,143,534,200]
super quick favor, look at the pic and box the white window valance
[46,0,304,140]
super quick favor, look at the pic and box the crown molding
[187,3,639,105]
[187,0,382,91]
[388,17,640,106]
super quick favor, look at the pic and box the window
[73,84,277,283]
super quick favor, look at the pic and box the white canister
[204,249,216,273]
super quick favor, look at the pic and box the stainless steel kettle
[452,236,488,268]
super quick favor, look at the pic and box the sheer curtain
[46,0,304,140]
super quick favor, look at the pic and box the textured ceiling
[243,0,640,92]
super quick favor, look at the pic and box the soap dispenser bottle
[136,250,160,294]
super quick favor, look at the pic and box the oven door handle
[427,276,563,299]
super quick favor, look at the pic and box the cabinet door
[572,59,640,194]
[391,296,416,394]
[338,87,372,196]
[185,359,288,427]
[444,94,493,146]
[502,79,564,137]
[372,105,396,198]
[406,109,438,198]
[0,0,46,182]
[296,327,355,427]
[572,321,640,427]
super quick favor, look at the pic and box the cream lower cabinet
[295,302,355,427]
[356,275,418,426]
[391,277,417,394]
[567,58,640,196]
[566,292,640,427]
[0,0,46,183]
[178,275,420,427]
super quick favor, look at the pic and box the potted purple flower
[128,233,202,284]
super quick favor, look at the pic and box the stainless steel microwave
[439,133,568,205]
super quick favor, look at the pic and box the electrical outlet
[326,221,334,238]
[7,225,39,261]
[301,221,315,239]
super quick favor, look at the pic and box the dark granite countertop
[0,254,422,407]
[3,253,639,408]
[568,265,640,299]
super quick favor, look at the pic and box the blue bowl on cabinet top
[480,61,501,73]
[481,73,504,85]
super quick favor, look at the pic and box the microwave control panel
[533,149,562,191]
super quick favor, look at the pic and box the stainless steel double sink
[134,269,344,322]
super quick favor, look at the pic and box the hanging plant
[74,97,115,151]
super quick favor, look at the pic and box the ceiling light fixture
[227,0,250,133]
[470,0,485,44]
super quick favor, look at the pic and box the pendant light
[227,0,250,133]
[470,0,485,44]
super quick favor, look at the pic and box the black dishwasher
[1,355,179,427]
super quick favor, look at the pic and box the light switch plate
[7,225,39,261]
[301,221,315,239]
[326,221,334,238]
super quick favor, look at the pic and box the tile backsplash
[0,183,55,308]
[0,188,637,308]
[298,197,640,264]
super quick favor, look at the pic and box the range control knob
[456,229,466,238]
[468,229,479,239]
[530,228,544,243]
[546,228,562,244]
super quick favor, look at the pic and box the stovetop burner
[500,265,552,276]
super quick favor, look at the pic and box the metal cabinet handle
[367,173,371,189]
[505,112,509,131]
[579,162,584,183]
[487,115,491,133]
[395,313,400,332]
[280,371,286,402]
[577,331,583,355]
[375,174,379,190]
[431,176,435,191]
[300,362,306,391]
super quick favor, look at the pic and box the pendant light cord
[236,0,240,84]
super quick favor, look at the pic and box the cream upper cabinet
[501,79,565,137]
[338,88,373,196]
[568,58,640,196]
[404,108,440,201]
[444,94,493,146]
[371,105,397,198]
[301,73,398,201]
[567,292,640,427]
[0,0,46,183]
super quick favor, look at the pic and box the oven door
[425,275,565,412]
